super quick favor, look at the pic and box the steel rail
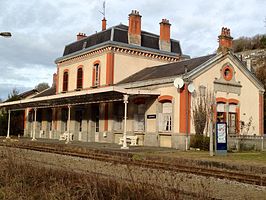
[0,142,265,187]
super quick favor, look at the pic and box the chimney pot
[76,32,87,41]
[217,27,233,53]
[102,17,107,31]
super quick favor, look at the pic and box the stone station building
[0,11,264,149]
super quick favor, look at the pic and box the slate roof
[19,89,39,99]
[118,54,216,84]
[63,24,182,56]
[33,86,56,98]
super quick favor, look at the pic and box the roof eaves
[55,40,180,63]
[186,54,220,80]
[55,41,111,63]
[110,41,180,57]
[117,75,179,89]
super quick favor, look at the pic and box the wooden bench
[119,135,138,146]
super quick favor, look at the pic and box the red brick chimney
[159,19,171,52]
[128,10,142,46]
[76,32,87,41]
[217,27,233,53]
[52,73,57,87]
[102,17,107,31]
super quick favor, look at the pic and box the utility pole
[209,95,215,156]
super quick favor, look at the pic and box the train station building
[0,11,264,149]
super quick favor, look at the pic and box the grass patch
[0,149,199,200]
[133,150,266,167]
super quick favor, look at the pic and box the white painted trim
[187,52,265,92]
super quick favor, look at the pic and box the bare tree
[192,88,214,136]
[6,88,20,102]
[35,82,49,92]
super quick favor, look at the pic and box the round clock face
[223,65,233,81]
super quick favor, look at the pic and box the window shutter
[134,114,139,131]
[158,113,163,131]
[92,67,96,86]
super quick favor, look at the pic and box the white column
[6,110,11,139]
[121,94,129,149]
[32,108,37,141]
[209,100,215,156]
[66,105,71,144]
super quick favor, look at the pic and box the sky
[0,0,265,100]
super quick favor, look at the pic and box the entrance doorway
[92,104,100,142]
[75,109,83,141]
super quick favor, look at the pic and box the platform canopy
[0,86,160,111]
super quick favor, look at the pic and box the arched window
[92,62,100,87]
[63,71,68,92]
[76,68,83,89]
[159,101,173,132]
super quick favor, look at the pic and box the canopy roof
[0,86,160,110]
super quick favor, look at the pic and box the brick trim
[158,95,173,103]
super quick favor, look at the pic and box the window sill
[158,132,172,135]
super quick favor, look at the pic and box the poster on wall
[216,122,227,154]
[217,123,226,143]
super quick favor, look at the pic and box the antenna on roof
[99,1,106,18]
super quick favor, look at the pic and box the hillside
[233,34,266,53]
[232,34,266,71]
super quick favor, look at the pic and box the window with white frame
[134,104,145,132]
[228,104,237,135]
[159,102,172,132]
[93,63,100,87]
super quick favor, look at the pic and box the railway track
[0,141,265,187]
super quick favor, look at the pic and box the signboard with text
[216,122,227,154]
[147,114,156,119]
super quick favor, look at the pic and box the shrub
[190,135,210,151]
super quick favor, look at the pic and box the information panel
[216,122,227,154]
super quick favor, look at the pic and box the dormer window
[63,71,68,92]
[77,67,83,90]
[82,41,87,49]
[92,62,100,87]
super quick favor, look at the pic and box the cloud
[0,0,265,99]
[0,83,32,101]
